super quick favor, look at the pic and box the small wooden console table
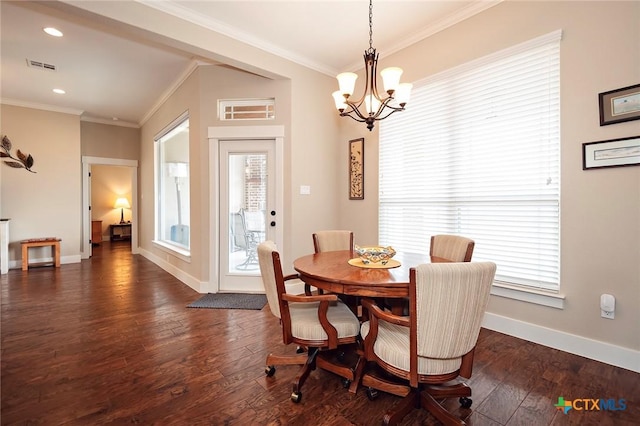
[21,238,61,271]
[110,223,132,242]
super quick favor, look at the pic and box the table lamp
[114,197,130,224]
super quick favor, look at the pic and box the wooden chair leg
[425,382,471,399]
[419,390,467,425]
[292,347,319,394]
[316,353,354,382]
[383,391,420,426]
[348,354,367,394]
[362,372,411,398]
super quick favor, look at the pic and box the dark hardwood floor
[1,242,638,425]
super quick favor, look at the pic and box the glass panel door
[219,140,275,292]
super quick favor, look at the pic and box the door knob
[270,221,276,227]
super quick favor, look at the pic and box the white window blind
[379,30,561,291]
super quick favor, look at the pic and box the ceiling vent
[26,59,56,71]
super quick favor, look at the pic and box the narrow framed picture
[598,83,640,126]
[582,135,640,170]
[349,138,364,200]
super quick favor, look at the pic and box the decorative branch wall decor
[349,138,364,200]
[1,135,36,173]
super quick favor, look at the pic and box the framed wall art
[582,135,640,170]
[598,83,640,126]
[349,138,364,200]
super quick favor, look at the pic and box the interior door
[219,139,276,293]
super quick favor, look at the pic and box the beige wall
[338,1,640,352]
[63,0,343,269]
[81,121,140,160]
[140,68,201,279]
[90,165,133,239]
[139,64,339,287]
[0,105,82,262]
[3,0,635,366]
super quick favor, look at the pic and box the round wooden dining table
[293,250,448,299]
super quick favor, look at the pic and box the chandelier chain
[368,0,374,53]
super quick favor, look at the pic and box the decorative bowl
[354,245,396,265]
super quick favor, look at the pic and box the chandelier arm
[342,102,369,121]
[333,0,411,131]
[340,111,368,123]
[372,106,404,122]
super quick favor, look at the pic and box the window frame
[153,111,191,258]
[379,30,563,307]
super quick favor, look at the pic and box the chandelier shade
[333,0,412,131]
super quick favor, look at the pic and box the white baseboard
[482,312,640,373]
[138,248,204,293]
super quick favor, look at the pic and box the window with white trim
[219,98,275,121]
[155,113,190,254]
[379,30,561,291]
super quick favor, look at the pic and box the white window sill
[491,282,565,309]
[152,240,191,263]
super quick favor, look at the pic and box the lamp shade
[380,67,403,94]
[114,197,130,209]
[337,72,358,97]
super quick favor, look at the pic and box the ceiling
[0,1,499,127]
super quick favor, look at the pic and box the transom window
[219,98,275,121]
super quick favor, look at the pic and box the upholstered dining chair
[385,234,476,315]
[312,230,354,253]
[430,234,475,262]
[361,261,496,425]
[309,230,355,297]
[257,240,361,403]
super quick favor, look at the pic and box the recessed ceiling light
[53,88,66,94]
[44,27,63,37]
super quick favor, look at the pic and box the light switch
[300,185,311,195]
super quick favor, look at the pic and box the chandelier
[332,0,412,131]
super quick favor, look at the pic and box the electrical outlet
[601,309,615,319]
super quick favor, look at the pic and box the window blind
[379,30,561,291]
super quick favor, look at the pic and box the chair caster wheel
[342,378,351,389]
[291,391,302,403]
[460,397,472,409]
[265,366,276,377]
[296,346,305,354]
[366,387,379,401]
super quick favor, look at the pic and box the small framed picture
[582,136,640,170]
[598,83,640,126]
[349,138,364,200]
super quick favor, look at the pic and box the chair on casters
[308,230,355,296]
[386,234,475,315]
[312,230,354,253]
[430,234,475,262]
[361,261,496,425]
[257,241,361,403]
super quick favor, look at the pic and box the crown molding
[141,0,503,76]
[80,116,140,129]
[139,59,202,127]
[1,98,83,116]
